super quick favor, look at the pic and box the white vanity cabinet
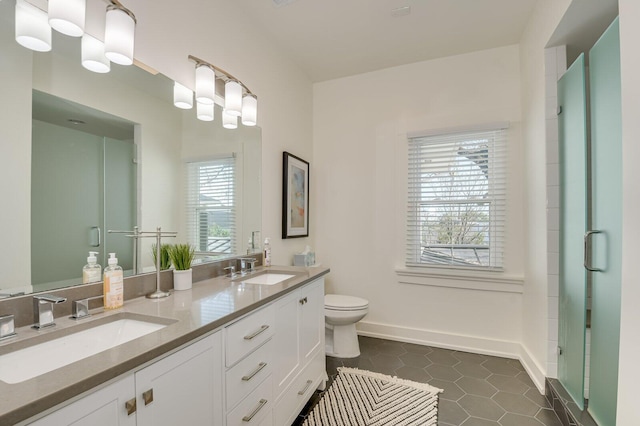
[28,331,223,426]
[273,277,326,426]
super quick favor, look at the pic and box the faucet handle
[71,296,103,320]
[240,257,257,273]
[0,315,16,341]
[224,266,237,278]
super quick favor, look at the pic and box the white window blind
[406,128,507,270]
[185,155,236,255]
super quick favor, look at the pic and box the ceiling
[235,0,539,82]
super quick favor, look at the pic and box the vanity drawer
[225,305,275,367]
[227,375,273,426]
[226,339,274,410]
[274,350,325,426]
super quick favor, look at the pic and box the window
[406,127,507,270]
[185,155,236,255]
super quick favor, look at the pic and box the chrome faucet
[224,265,238,279]
[240,257,257,275]
[0,314,16,340]
[33,294,67,329]
[71,295,104,320]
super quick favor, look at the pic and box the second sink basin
[0,313,174,384]
[241,273,295,285]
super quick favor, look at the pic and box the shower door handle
[90,226,101,247]
[584,230,603,272]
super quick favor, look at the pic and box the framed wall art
[282,151,309,238]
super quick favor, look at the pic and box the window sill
[396,267,524,294]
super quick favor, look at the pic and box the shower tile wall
[545,45,567,379]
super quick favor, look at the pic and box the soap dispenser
[103,253,124,310]
[83,251,101,284]
[263,237,272,267]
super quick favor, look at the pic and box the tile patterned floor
[294,336,562,426]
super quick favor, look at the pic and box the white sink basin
[0,317,168,384]
[241,273,295,285]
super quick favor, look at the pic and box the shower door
[557,53,588,410]
[587,17,622,426]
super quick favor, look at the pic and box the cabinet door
[28,375,136,426]
[135,331,223,426]
[272,290,300,399]
[299,278,324,365]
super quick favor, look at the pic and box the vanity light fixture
[174,82,194,109]
[15,0,52,52]
[241,94,258,126]
[104,3,136,66]
[195,64,216,105]
[187,55,258,129]
[197,102,214,122]
[81,34,110,74]
[48,0,86,37]
[222,109,238,129]
[224,80,243,117]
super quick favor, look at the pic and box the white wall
[616,1,640,423]
[313,45,526,360]
[123,0,314,265]
[518,0,571,387]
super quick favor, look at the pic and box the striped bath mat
[302,367,443,426]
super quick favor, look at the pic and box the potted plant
[168,244,195,291]
[151,243,172,271]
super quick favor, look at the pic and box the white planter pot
[173,268,192,291]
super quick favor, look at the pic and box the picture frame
[282,151,309,238]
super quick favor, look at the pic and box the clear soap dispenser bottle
[82,251,101,284]
[103,253,124,310]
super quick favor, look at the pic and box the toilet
[324,294,369,358]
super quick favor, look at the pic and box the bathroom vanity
[0,266,328,426]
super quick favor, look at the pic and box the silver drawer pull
[244,325,269,340]
[298,379,313,395]
[242,362,268,381]
[242,398,268,422]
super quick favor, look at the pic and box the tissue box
[293,252,315,267]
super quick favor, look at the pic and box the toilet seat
[325,294,368,311]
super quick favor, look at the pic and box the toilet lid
[325,294,369,310]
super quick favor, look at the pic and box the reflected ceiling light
[48,0,86,37]
[187,55,257,129]
[241,94,258,126]
[174,82,193,109]
[195,64,215,105]
[197,102,214,121]
[81,34,110,73]
[15,0,52,52]
[223,109,238,129]
[104,4,136,66]
[225,80,242,117]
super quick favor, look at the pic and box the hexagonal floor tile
[376,341,407,356]
[461,417,502,426]
[454,351,489,364]
[499,413,545,426]
[399,351,432,368]
[369,353,404,374]
[456,376,499,397]
[492,391,540,416]
[535,408,563,426]
[438,399,470,425]
[455,361,492,379]
[394,365,432,383]
[525,388,551,408]
[487,374,531,394]
[426,348,461,366]
[428,378,465,401]
[425,363,463,381]
[458,394,506,421]
[482,358,521,376]
[402,342,433,354]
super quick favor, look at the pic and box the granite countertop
[0,265,330,426]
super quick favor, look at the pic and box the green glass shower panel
[588,17,621,426]
[557,54,587,411]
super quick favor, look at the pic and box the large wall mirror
[0,0,262,296]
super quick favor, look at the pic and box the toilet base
[325,323,361,358]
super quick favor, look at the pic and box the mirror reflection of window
[186,155,237,258]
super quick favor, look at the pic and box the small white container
[173,268,193,291]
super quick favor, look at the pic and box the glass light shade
[48,0,85,37]
[223,109,238,129]
[15,0,52,52]
[241,94,258,126]
[104,6,135,66]
[197,102,214,122]
[81,34,110,73]
[174,82,193,109]
[195,65,215,105]
[225,80,242,117]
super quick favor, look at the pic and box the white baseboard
[356,321,546,393]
